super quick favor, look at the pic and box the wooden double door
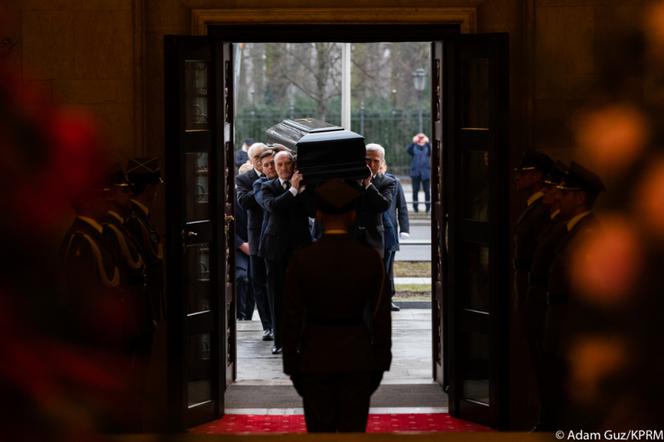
[164,25,509,431]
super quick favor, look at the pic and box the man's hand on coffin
[291,171,304,190]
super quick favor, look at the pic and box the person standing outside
[407,133,431,213]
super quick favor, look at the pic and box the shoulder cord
[65,232,120,288]
[106,224,145,270]
[135,217,164,260]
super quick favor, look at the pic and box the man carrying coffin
[259,150,313,354]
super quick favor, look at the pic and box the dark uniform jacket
[282,233,389,375]
[354,174,396,257]
[125,199,164,321]
[383,173,409,253]
[234,195,250,275]
[547,212,598,306]
[102,210,151,338]
[236,169,263,256]
[258,177,313,261]
[60,217,137,348]
[514,193,550,309]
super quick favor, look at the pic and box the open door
[435,34,509,428]
[164,36,236,430]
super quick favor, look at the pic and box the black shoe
[262,329,273,341]
[271,346,282,355]
[391,302,401,312]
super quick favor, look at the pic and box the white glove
[399,232,410,239]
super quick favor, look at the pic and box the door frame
[167,7,513,430]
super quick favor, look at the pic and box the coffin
[265,118,369,183]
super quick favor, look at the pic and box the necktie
[283,180,290,190]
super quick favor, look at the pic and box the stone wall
[3,0,143,161]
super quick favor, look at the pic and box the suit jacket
[282,233,389,375]
[236,169,263,256]
[258,178,313,261]
[383,173,409,252]
[234,195,249,273]
[353,173,396,257]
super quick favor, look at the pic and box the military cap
[127,157,164,185]
[557,161,605,195]
[103,163,131,191]
[314,179,361,214]
[544,161,568,186]
[514,150,553,173]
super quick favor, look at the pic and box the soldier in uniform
[513,151,554,314]
[126,158,165,329]
[525,160,568,430]
[100,165,153,431]
[543,161,605,429]
[282,179,388,432]
[60,178,139,431]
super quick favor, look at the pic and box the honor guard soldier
[60,180,139,431]
[543,161,605,430]
[525,160,568,430]
[283,179,388,433]
[513,150,554,314]
[126,157,165,330]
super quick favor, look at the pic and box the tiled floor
[236,308,433,386]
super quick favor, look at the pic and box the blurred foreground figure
[283,179,389,433]
[0,62,146,439]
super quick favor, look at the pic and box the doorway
[232,41,433,389]
[164,24,509,431]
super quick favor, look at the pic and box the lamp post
[412,68,427,134]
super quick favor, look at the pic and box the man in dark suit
[283,179,389,432]
[381,161,409,312]
[259,150,313,354]
[236,142,272,337]
[543,161,605,430]
[354,143,396,258]
[513,150,553,314]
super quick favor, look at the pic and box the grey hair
[366,143,385,159]
[248,142,267,159]
[274,150,294,162]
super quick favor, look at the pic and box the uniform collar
[107,210,124,224]
[77,216,104,235]
[566,211,592,232]
[131,198,149,216]
[527,191,544,207]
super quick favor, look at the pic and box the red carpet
[191,413,493,434]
